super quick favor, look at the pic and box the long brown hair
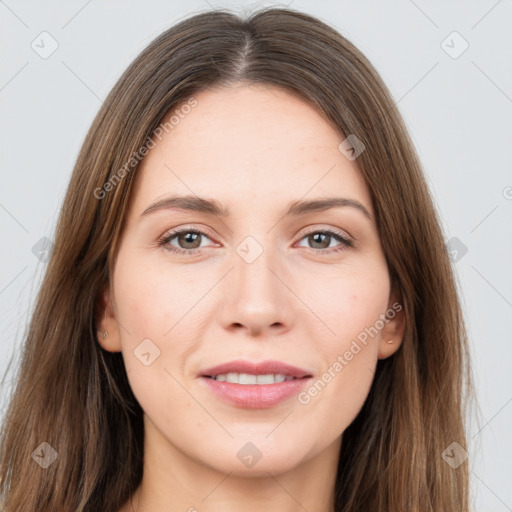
[0,7,474,511]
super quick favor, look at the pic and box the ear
[95,284,122,352]
[378,287,406,360]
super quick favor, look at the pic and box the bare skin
[98,83,405,512]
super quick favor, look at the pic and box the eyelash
[157,226,353,256]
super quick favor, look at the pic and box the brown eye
[297,229,353,254]
[308,232,331,249]
[158,229,212,254]
[175,231,202,249]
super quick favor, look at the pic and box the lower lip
[200,376,311,409]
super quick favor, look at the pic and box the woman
[0,6,473,511]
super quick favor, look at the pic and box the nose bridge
[218,233,294,334]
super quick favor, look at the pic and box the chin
[195,440,307,476]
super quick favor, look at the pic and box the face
[99,83,404,476]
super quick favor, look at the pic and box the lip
[199,359,313,379]
[198,359,313,409]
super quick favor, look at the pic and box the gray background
[1,1,511,510]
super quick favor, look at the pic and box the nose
[217,245,295,337]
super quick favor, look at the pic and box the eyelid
[161,223,352,242]
[296,224,353,242]
[161,224,216,240]
[158,224,353,255]
[293,227,353,254]
[157,224,217,248]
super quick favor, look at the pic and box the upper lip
[199,359,313,379]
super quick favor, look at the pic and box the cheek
[112,246,196,344]
[293,262,389,426]
[111,248,208,417]
[298,258,390,349]
[295,311,384,445]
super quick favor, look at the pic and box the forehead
[130,84,373,218]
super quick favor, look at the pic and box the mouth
[199,359,312,380]
[203,373,306,384]
[198,359,313,409]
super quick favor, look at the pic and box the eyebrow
[140,195,372,221]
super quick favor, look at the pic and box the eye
[296,229,353,254]
[157,227,353,256]
[157,227,214,255]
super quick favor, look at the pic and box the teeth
[212,373,293,384]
